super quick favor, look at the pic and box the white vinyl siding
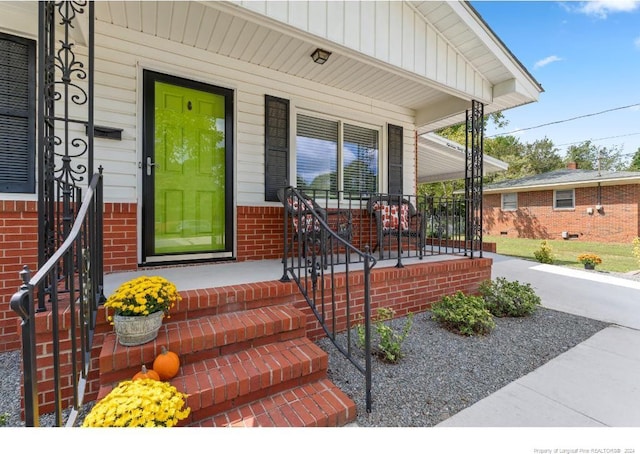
[501,193,517,211]
[0,10,416,204]
[554,189,575,209]
[88,21,414,204]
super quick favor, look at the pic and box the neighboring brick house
[483,163,640,243]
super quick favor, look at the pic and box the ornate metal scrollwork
[465,100,484,258]
[38,0,94,306]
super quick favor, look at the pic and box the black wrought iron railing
[279,188,479,266]
[10,170,104,427]
[278,186,376,412]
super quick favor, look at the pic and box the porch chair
[277,187,353,264]
[366,195,424,260]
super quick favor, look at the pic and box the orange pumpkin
[132,364,160,381]
[153,346,180,380]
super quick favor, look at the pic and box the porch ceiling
[417,133,508,183]
[94,1,541,133]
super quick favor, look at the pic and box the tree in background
[563,140,627,171]
[522,138,564,175]
[419,117,631,199]
[628,148,640,171]
[422,113,510,197]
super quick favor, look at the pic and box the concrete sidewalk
[437,253,640,427]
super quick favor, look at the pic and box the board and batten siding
[236,0,491,102]
[90,20,416,205]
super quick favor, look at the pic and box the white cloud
[534,55,563,69]
[575,0,640,19]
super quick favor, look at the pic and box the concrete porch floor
[103,251,471,297]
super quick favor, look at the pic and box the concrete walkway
[437,253,640,427]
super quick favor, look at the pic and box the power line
[556,131,640,147]
[487,102,640,138]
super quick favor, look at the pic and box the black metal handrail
[279,186,376,413]
[10,170,104,427]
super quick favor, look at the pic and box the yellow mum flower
[103,276,181,318]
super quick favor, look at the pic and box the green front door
[143,71,233,263]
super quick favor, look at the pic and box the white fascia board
[452,1,543,97]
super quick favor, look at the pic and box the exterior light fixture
[311,48,331,64]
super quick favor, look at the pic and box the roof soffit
[91,0,540,130]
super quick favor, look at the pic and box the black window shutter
[388,124,403,195]
[264,95,290,202]
[0,33,35,193]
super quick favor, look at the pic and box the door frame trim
[141,69,235,265]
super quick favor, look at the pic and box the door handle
[146,157,156,176]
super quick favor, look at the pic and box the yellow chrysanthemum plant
[82,379,191,427]
[104,275,182,320]
[577,253,602,267]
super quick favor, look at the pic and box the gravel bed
[316,307,609,427]
[1,265,632,427]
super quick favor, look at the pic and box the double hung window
[501,193,517,211]
[295,114,379,196]
[554,189,574,209]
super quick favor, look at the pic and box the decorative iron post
[37,1,94,309]
[464,100,484,258]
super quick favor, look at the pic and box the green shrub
[533,240,554,264]
[431,291,495,336]
[0,413,7,427]
[479,277,541,317]
[356,307,414,363]
[633,237,640,268]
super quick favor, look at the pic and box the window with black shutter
[0,33,35,193]
[387,124,403,194]
[264,95,290,202]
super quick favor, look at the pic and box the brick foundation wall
[0,201,38,353]
[483,184,640,243]
[236,206,284,261]
[0,202,138,353]
[103,203,138,273]
[300,257,493,340]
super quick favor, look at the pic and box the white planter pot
[113,310,164,346]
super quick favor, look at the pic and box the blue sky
[470,0,640,163]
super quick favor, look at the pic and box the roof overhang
[483,176,640,194]
[417,133,508,183]
[87,0,542,133]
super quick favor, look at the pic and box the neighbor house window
[554,189,575,209]
[501,193,517,211]
[296,113,379,196]
[0,33,36,193]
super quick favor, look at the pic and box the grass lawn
[484,235,639,273]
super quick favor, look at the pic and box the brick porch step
[98,304,307,386]
[170,336,330,424]
[96,300,358,427]
[191,378,357,427]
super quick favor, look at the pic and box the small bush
[0,413,7,427]
[633,237,640,268]
[356,307,414,363]
[431,291,495,336]
[533,240,554,264]
[479,277,541,317]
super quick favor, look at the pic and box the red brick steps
[192,378,357,427]
[96,300,357,427]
